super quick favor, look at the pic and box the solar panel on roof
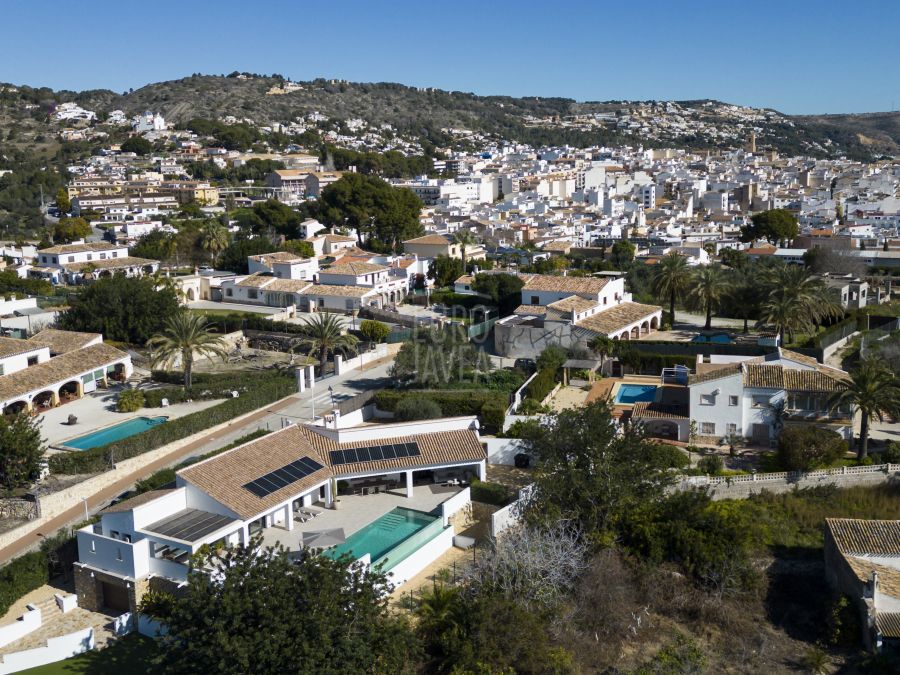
[328,441,421,466]
[242,456,325,497]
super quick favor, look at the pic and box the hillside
[2,74,898,161]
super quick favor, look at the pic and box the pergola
[561,358,603,385]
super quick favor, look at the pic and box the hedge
[470,479,512,506]
[49,375,295,475]
[526,368,557,403]
[0,551,48,617]
[374,389,507,429]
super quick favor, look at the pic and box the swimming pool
[63,416,167,450]
[691,333,734,344]
[325,507,442,570]
[614,384,658,405]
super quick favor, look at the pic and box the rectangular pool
[63,416,167,450]
[614,384,658,405]
[325,507,441,570]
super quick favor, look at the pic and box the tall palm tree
[828,358,900,460]
[147,312,229,389]
[651,252,691,323]
[295,313,359,373]
[587,335,616,374]
[453,230,477,271]
[687,264,730,330]
[199,220,230,264]
[758,265,842,343]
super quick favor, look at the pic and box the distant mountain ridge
[4,74,900,159]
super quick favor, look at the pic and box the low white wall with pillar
[405,470,413,498]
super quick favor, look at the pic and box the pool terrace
[259,484,463,553]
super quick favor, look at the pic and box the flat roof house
[74,417,486,614]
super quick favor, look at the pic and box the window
[90,541,96,553]
[87,254,92,261]
[68,256,74,262]
[728,395,739,406]
[701,422,716,435]
[247,289,258,300]
[41,256,47,263]
[752,395,769,408]
[116,548,123,562]
[112,251,117,258]
[700,393,715,406]
[225,288,233,296]
[27,356,39,367]
[726,423,738,435]
[530,296,539,305]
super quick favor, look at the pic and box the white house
[0,329,132,415]
[247,251,319,280]
[74,417,486,613]
[30,243,159,285]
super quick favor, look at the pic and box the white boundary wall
[0,604,41,648]
[484,438,525,466]
[0,627,94,674]
[490,484,534,538]
[440,488,471,526]
[387,526,454,587]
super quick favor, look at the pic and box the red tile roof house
[73,417,486,615]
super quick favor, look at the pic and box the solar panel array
[330,441,421,466]
[243,456,325,497]
[145,509,237,543]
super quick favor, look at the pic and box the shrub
[49,374,294,475]
[359,319,390,343]
[536,345,567,372]
[134,468,176,495]
[777,425,848,471]
[525,367,557,403]
[479,400,507,434]
[503,418,544,440]
[653,444,690,470]
[882,441,900,464]
[374,389,506,427]
[0,551,49,617]
[394,397,443,421]
[517,399,549,415]
[698,454,724,475]
[116,388,145,413]
[470,479,511,506]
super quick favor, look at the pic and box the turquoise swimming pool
[614,384,658,405]
[63,416,167,450]
[691,333,734,344]
[325,507,441,569]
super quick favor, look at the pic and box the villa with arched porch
[0,329,132,416]
[30,242,159,285]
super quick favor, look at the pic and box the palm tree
[726,268,761,334]
[651,252,691,324]
[199,220,230,264]
[587,335,616,374]
[828,358,900,460]
[687,264,730,330]
[453,230,477,271]
[294,313,359,373]
[147,312,230,389]
[758,266,842,343]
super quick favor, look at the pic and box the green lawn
[17,635,156,674]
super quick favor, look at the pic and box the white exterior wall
[76,529,150,579]
[689,373,744,438]
[0,346,50,376]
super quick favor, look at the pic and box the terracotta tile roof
[324,234,357,243]
[455,275,475,285]
[688,363,743,385]
[249,251,309,264]
[542,241,572,252]
[28,329,100,355]
[403,234,451,246]
[575,302,661,335]
[779,349,821,367]
[0,343,129,403]
[876,613,900,638]
[827,518,900,556]
[62,256,158,272]
[179,423,485,520]
[101,489,174,514]
[235,274,274,288]
[0,337,44,359]
[632,402,689,420]
[743,364,846,392]
[301,285,376,298]
[843,557,900,603]
[513,304,548,316]
[39,242,119,255]
[547,295,597,314]
[321,262,388,276]
[263,279,312,293]
[522,273,609,296]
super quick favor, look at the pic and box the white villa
[494,273,663,357]
[631,349,853,444]
[0,329,132,415]
[30,242,159,285]
[74,417,486,614]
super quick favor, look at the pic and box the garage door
[101,581,130,612]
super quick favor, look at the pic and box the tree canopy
[59,275,181,344]
[742,209,799,245]
[53,217,91,243]
[314,173,423,252]
[471,272,524,316]
[427,255,463,288]
[120,136,153,156]
[142,543,417,674]
[0,414,44,492]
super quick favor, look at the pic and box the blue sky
[1,0,897,114]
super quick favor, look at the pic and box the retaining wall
[0,627,94,674]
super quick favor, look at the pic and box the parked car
[514,358,536,374]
